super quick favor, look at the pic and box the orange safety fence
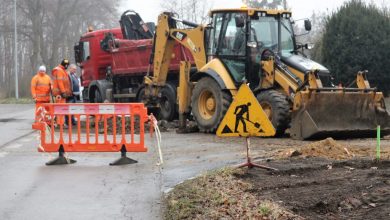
[32,103,151,165]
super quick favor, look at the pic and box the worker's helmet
[61,59,70,69]
[38,65,46,72]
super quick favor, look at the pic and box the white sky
[120,0,389,23]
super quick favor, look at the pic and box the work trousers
[65,96,77,125]
[55,97,66,125]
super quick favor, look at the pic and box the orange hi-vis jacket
[31,72,52,102]
[52,65,72,97]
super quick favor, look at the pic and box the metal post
[14,0,19,99]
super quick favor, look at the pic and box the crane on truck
[74,10,193,121]
[144,7,390,140]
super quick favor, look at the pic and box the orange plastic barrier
[32,103,150,165]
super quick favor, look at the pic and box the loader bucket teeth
[290,92,390,140]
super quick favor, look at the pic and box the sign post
[217,84,277,170]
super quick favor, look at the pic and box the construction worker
[52,59,72,127]
[65,64,80,126]
[31,65,52,122]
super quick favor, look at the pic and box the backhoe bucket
[290,91,390,140]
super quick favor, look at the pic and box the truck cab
[74,28,123,101]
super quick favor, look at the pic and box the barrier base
[46,146,77,166]
[236,160,277,170]
[46,156,77,166]
[109,145,137,166]
[109,156,137,166]
[236,137,277,171]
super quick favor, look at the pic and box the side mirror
[305,43,315,50]
[304,19,312,31]
[247,41,257,48]
[235,16,245,28]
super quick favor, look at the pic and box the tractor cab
[207,8,314,89]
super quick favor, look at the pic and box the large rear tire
[256,90,290,136]
[158,84,177,121]
[191,77,232,133]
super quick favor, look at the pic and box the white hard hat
[38,65,46,72]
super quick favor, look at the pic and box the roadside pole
[14,0,19,99]
[377,125,381,161]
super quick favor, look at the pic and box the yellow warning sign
[216,84,276,137]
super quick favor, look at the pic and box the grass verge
[0,98,34,104]
[164,168,301,220]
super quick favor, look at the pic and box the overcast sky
[120,0,389,23]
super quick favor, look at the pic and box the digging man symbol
[234,102,252,133]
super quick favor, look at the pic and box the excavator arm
[144,12,208,126]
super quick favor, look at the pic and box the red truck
[74,10,192,121]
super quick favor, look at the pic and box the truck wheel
[256,90,290,136]
[159,84,177,121]
[191,77,232,133]
[93,89,103,103]
[137,87,146,103]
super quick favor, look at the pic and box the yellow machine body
[144,8,390,139]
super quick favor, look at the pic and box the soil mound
[298,138,352,159]
[277,138,385,160]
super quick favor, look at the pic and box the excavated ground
[240,159,390,219]
[164,136,390,220]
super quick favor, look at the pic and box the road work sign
[217,84,275,137]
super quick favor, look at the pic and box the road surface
[0,104,35,148]
[0,104,245,220]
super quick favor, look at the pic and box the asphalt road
[0,104,35,148]
[0,104,246,220]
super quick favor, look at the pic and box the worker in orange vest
[31,65,52,122]
[52,59,72,127]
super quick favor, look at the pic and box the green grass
[259,203,272,216]
[0,98,34,104]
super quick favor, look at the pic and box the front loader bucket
[290,91,390,140]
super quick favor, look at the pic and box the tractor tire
[256,90,290,136]
[191,77,232,133]
[158,84,177,121]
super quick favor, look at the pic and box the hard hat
[38,65,46,72]
[61,59,70,68]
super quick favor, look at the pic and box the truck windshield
[251,17,294,55]
[82,41,90,61]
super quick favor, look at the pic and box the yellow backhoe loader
[144,7,390,140]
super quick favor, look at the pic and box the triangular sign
[221,125,233,134]
[216,84,276,137]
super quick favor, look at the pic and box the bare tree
[244,0,288,10]
[0,0,120,98]
[160,0,210,24]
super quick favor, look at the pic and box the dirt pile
[277,137,390,160]
[277,138,353,160]
[298,138,353,159]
